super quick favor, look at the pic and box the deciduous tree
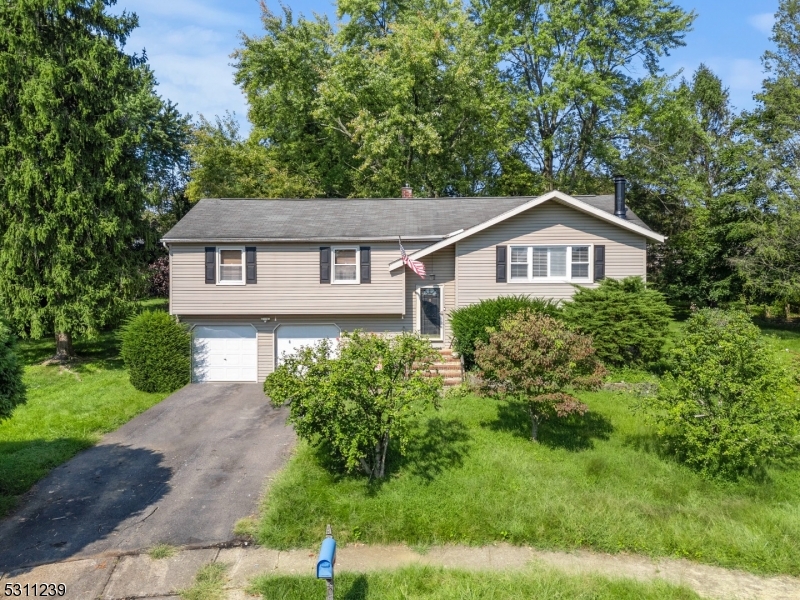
[648,309,800,478]
[186,114,320,201]
[474,0,694,192]
[475,309,605,441]
[265,331,442,479]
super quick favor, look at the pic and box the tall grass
[250,566,701,599]
[257,385,800,575]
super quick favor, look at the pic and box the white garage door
[276,324,340,366]
[192,325,258,382]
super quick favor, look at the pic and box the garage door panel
[276,324,340,366]
[193,325,258,382]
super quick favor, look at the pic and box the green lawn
[255,327,800,576]
[250,566,701,600]
[0,330,169,516]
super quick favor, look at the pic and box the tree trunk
[785,303,791,321]
[54,331,74,360]
[529,407,540,442]
[379,432,389,478]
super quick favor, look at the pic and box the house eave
[161,235,447,245]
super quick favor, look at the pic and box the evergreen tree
[736,0,800,312]
[0,0,186,358]
[620,66,765,306]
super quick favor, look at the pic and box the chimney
[613,175,627,219]
[401,184,413,199]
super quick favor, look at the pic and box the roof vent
[401,184,413,199]
[613,175,627,219]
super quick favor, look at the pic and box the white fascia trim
[388,190,665,270]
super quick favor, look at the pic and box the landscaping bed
[255,328,800,576]
[0,331,169,516]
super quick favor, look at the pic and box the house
[161,179,664,383]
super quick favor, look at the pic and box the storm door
[420,287,442,337]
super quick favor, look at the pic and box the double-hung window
[218,248,244,285]
[509,246,592,282]
[333,248,359,284]
[571,246,590,279]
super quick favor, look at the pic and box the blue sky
[113,0,779,132]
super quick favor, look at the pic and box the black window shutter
[360,246,371,283]
[205,247,216,284]
[594,245,606,281]
[496,245,507,283]
[245,247,257,284]
[320,247,331,284]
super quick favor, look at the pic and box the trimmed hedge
[449,295,561,368]
[121,311,191,393]
[561,276,672,368]
[0,321,26,421]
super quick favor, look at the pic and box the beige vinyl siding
[456,200,647,306]
[171,242,405,315]
[182,244,457,380]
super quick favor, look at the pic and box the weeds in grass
[148,543,176,559]
[180,563,228,600]
[233,517,258,540]
[256,389,800,575]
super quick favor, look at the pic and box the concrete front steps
[432,349,463,387]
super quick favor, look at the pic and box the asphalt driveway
[0,383,295,571]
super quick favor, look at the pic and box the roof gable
[387,191,665,271]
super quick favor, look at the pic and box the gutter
[160,235,447,244]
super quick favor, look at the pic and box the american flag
[400,241,426,279]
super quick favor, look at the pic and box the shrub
[449,296,561,368]
[648,309,800,478]
[264,331,442,479]
[0,321,26,421]
[475,309,606,441]
[121,311,191,393]
[561,276,672,368]
[148,255,170,297]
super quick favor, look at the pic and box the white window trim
[416,283,445,341]
[508,245,594,284]
[216,246,245,286]
[332,247,360,284]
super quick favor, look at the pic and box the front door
[420,287,442,337]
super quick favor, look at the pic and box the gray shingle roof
[161,195,651,242]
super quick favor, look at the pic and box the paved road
[0,384,295,571]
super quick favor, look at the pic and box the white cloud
[106,0,264,132]
[748,12,775,36]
